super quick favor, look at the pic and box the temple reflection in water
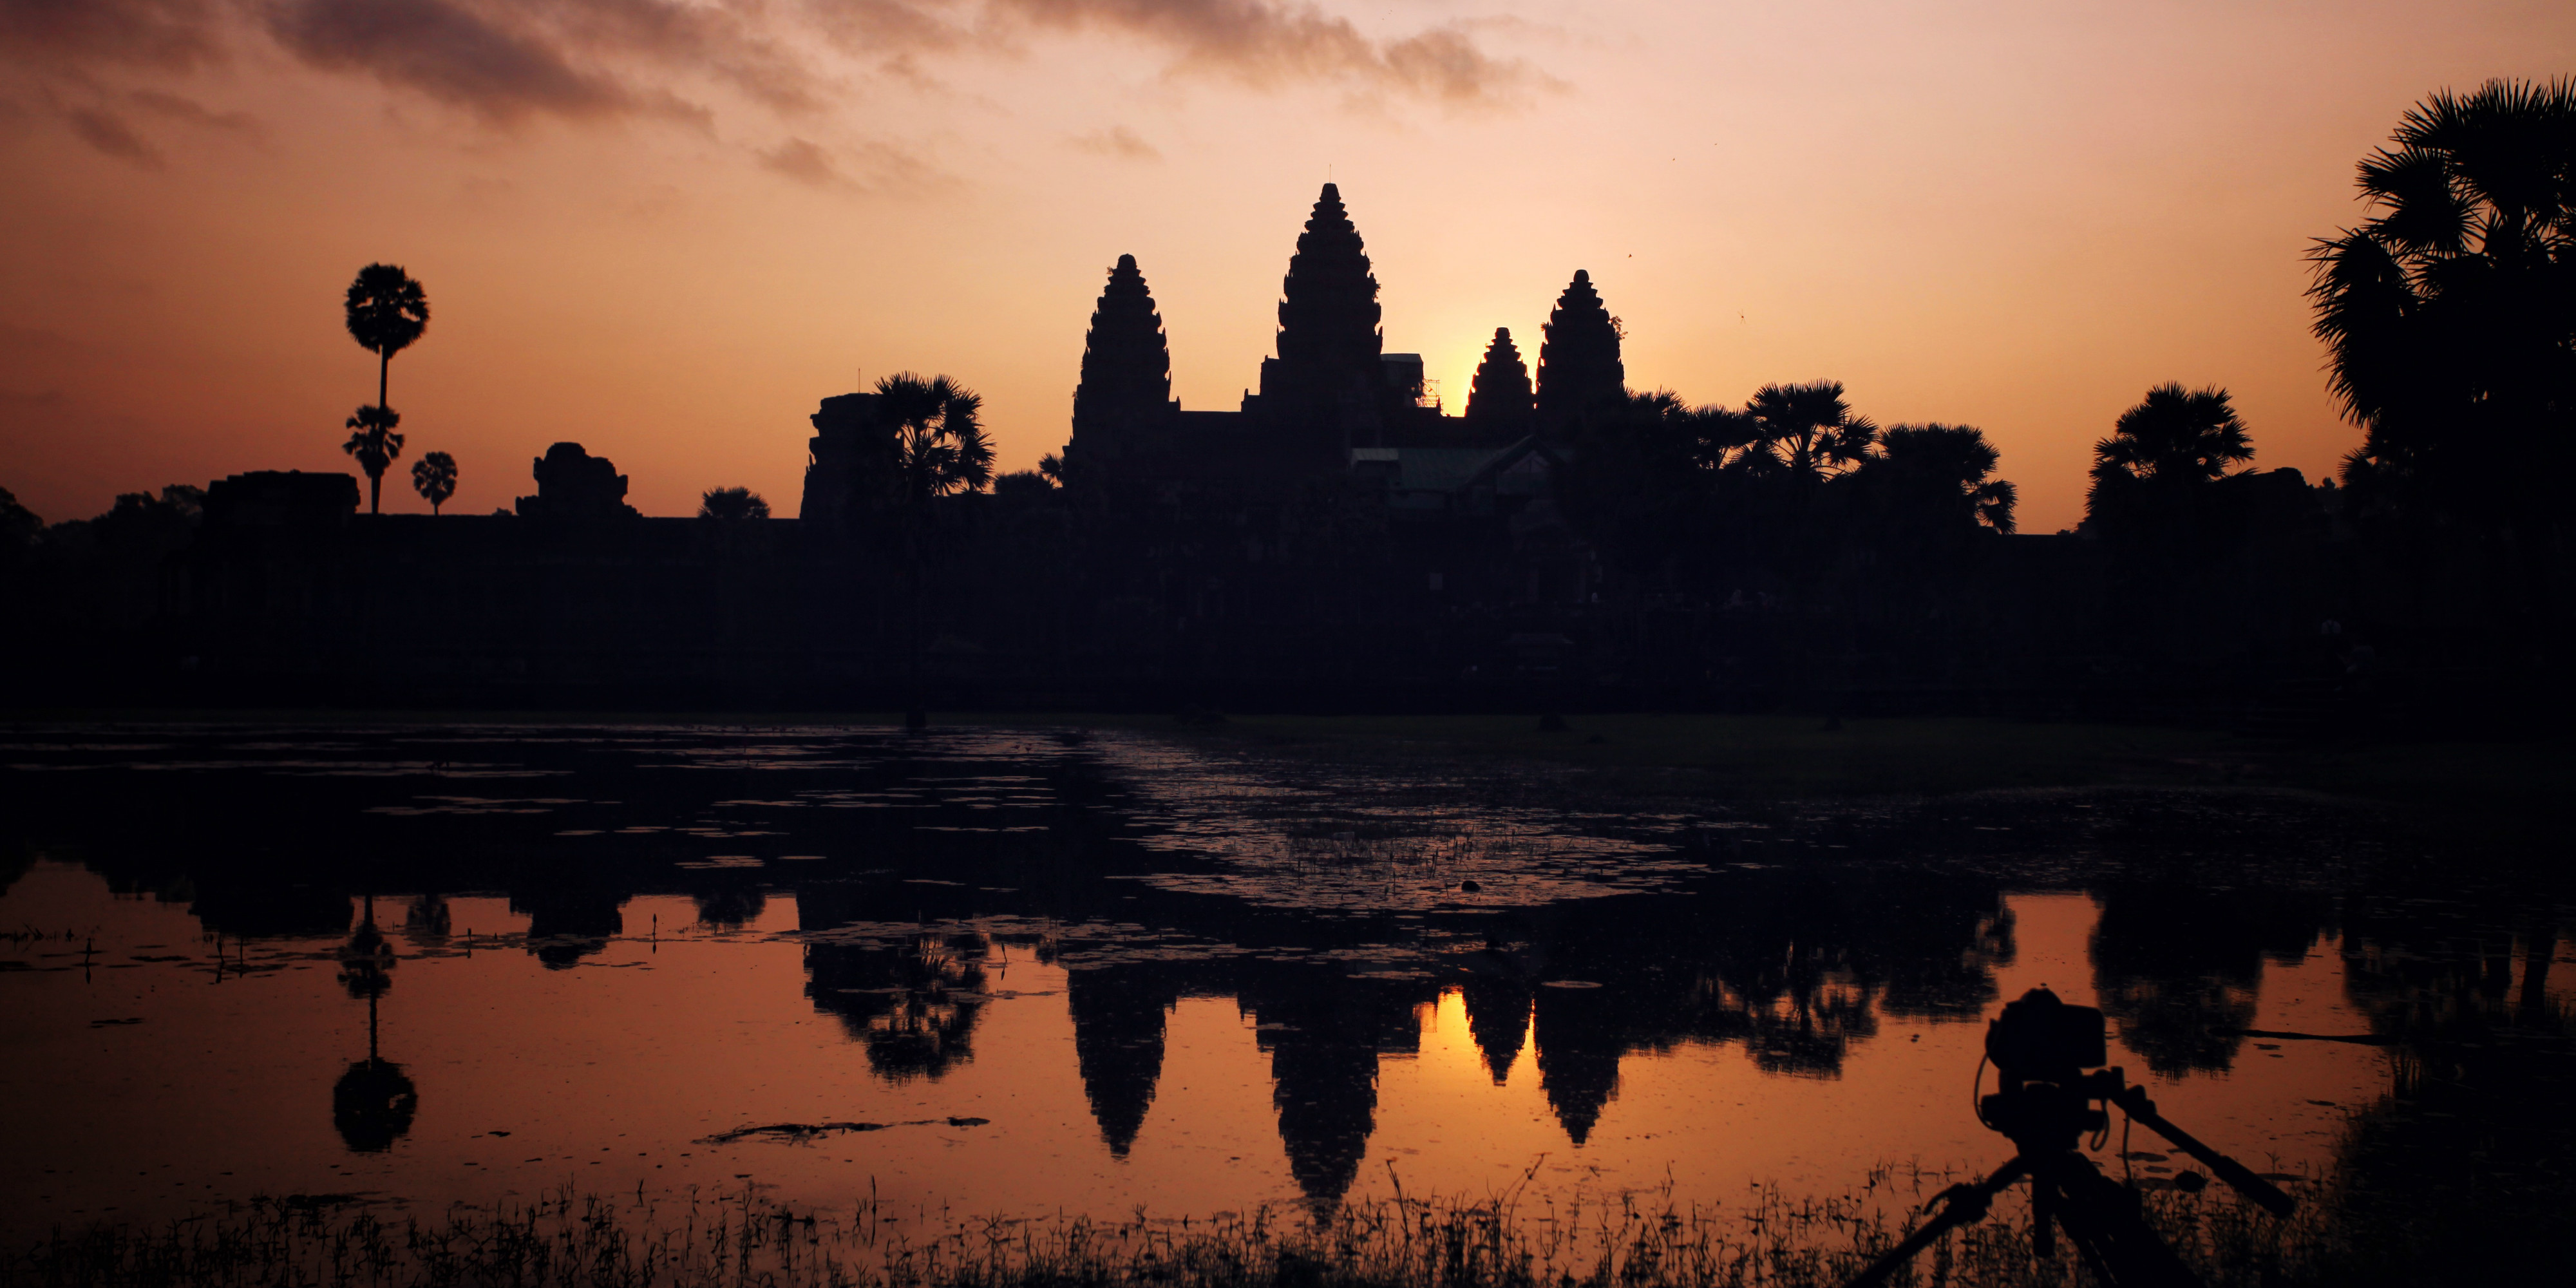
[0,723,2532,1227]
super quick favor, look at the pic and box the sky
[3,1,2571,531]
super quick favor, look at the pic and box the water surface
[0,723,2557,1233]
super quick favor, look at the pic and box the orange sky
[4,2,2571,531]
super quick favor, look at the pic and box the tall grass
[3,1164,2334,1288]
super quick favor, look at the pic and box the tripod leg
[2031,1176,2056,1260]
[1841,1159,2028,1288]
[2040,1154,2201,1288]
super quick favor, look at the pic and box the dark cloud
[261,0,639,122]
[0,0,223,69]
[65,104,164,164]
[8,1,1540,141]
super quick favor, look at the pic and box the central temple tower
[1255,184,1386,453]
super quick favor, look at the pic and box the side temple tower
[1465,327,1535,434]
[1065,254,1177,489]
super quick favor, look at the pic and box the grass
[0,1166,2344,1288]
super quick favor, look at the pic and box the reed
[2,1163,2342,1288]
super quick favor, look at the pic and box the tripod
[1846,991,2295,1288]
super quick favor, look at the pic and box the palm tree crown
[410,450,457,515]
[2309,77,2576,509]
[343,404,404,515]
[344,264,429,408]
[699,486,771,520]
[2092,384,2252,487]
[875,372,994,504]
[1739,381,1879,482]
[1875,424,2018,533]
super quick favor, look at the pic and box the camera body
[1985,987,2107,1083]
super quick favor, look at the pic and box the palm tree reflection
[334,895,417,1152]
[809,931,993,1082]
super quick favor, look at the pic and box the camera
[1848,985,2295,1288]
[1984,987,2107,1081]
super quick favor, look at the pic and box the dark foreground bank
[3,1173,2344,1288]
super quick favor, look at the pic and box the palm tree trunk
[905,520,927,730]
[374,348,390,516]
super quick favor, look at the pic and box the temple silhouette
[1039,185,1601,512]
[3,183,2389,723]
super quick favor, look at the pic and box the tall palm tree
[2309,78,2576,518]
[410,451,457,515]
[343,404,404,514]
[344,264,429,418]
[872,372,992,729]
[1738,381,1880,484]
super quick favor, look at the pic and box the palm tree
[343,404,405,514]
[872,372,992,730]
[410,451,457,515]
[2309,78,2576,518]
[1037,452,1066,487]
[1738,381,1879,484]
[2085,383,2251,526]
[698,486,770,519]
[344,264,429,419]
[877,373,994,503]
[1874,424,2018,533]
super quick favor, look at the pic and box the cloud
[8,1,1544,140]
[261,0,642,123]
[758,135,842,186]
[806,0,972,55]
[757,135,956,196]
[0,0,223,69]
[65,104,164,164]
[844,138,959,196]
[129,87,261,135]
[1069,124,1158,160]
[992,0,1543,106]
[541,0,826,113]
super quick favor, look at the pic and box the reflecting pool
[0,723,2561,1236]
